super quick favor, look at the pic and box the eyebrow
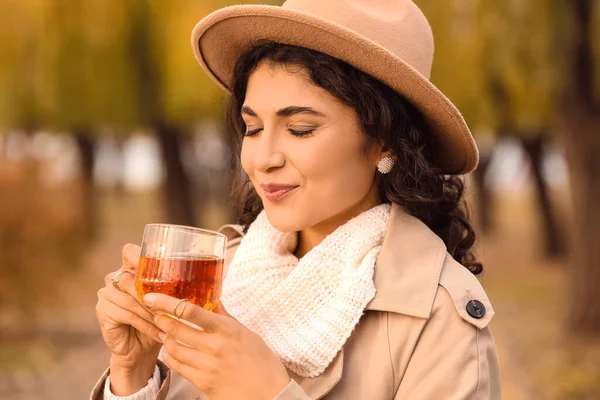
[241,105,326,118]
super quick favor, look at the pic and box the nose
[253,128,285,173]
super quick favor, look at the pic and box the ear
[370,140,391,162]
[380,150,393,159]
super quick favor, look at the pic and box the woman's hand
[144,293,291,400]
[95,244,164,395]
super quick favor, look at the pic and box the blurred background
[0,0,599,399]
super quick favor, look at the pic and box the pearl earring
[377,156,394,174]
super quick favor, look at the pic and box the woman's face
[240,61,385,233]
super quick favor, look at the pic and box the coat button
[466,300,486,319]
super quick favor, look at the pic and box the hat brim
[191,5,478,174]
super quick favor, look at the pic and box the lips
[260,183,299,202]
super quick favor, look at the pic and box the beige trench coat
[91,204,501,399]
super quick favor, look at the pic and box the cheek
[240,141,253,178]
[322,158,372,195]
[295,138,374,201]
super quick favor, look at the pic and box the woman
[92,0,501,399]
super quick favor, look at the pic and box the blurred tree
[0,0,44,133]
[123,0,271,226]
[0,0,282,230]
[481,0,565,257]
[417,0,566,257]
[421,0,600,333]
[43,0,100,239]
[556,0,600,334]
[122,0,198,226]
[37,0,134,239]
[417,0,497,232]
[0,0,143,239]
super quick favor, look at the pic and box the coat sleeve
[393,286,501,399]
[89,366,110,399]
[90,363,311,400]
[89,361,172,400]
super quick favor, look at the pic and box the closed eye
[242,128,315,138]
[289,128,315,137]
[243,128,262,137]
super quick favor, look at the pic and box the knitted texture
[222,203,391,378]
[104,364,160,400]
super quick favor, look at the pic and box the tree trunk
[561,102,600,334]
[155,122,196,226]
[560,0,600,335]
[519,134,566,259]
[74,129,98,241]
[126,1,196,226]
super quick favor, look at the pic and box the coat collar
[365,203,447,318]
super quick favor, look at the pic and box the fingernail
[143,294,156,306]
[158,332,166,343]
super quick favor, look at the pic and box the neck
[294,185,382,259]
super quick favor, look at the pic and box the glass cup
[135,224,227,312]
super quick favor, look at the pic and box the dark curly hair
[223,41,482,275]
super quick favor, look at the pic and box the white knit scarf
[221,203,391,378]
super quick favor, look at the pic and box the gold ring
[174,299,188,319]
[111,270,134,291]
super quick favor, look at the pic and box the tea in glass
[135,224,227,311]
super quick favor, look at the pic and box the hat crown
[281,0,434,79]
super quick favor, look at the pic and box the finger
[96,295,164,343]
[161,335,207,367]
[122,243,142,270]
[154,314,216,351]
[143,293,228,333]
[104,271,118,287]
[104,269,138,301]
[99,286,156,327]
[116,270,138,300]
[97,296,163,343]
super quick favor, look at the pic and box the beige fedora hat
[191,0,479,174]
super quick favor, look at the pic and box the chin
[263,205,308,233]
